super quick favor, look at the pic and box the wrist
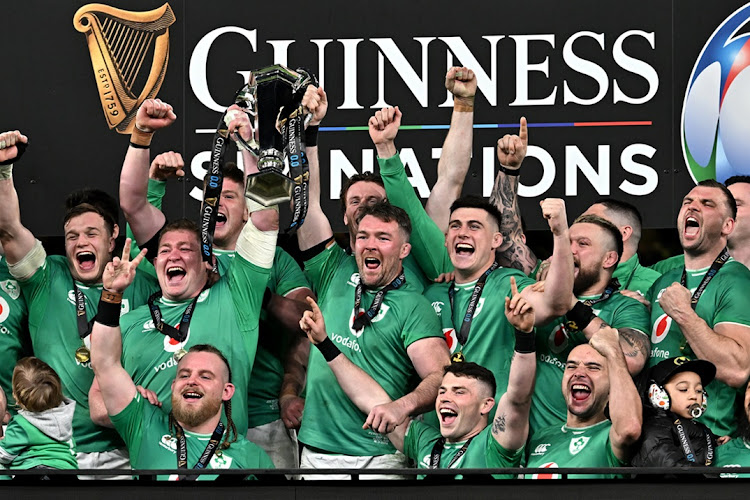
[375,143,397,159]
[453,95,475,112]
[315,337,341,362]
[305,125,319,147]
[565,302,596,332]
[514,328,536,353]
[131,125,153,148]
[498,164,520,176]
[96,292,122,327]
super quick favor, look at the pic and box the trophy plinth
[245,170,294,206]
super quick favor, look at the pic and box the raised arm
[425,67,476,232]
[488,118,539,275]
[296,86,334,251]
[590,326,642,462]
[120,99,176,245]
[90,240,146,416]
[520,198,574,324]
[373,108,453,279]
[492,277,536,450]
[0,131,38,266]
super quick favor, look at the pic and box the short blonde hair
[12,357,64,412]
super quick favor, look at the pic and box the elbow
[618,420,642,447]
[90,405,112,428]
[718,365,750,389]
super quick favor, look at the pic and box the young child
[631,356,717,467]
[0,357,77,471]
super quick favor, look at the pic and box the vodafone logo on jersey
[548,324,569,354]
[0,297,10,323]
[443,328,458,353]
[651,313,672,344]
[531,462,560,480]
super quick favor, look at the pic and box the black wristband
[305,125,319,147]
[498,164,520,176]
[315,337,341,362]
[514,329,536,353]
[565,301,596,332]
[0,141,27,166]
[96,297,121,327]
[262,288,273,309]
[129,142,150,149]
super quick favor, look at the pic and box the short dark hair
[64,188,119,235]
[355,201,412,240]
[158,219,201,247]
[724,175,750,188]
[203,163,245,190]
[443,362,496,398]
[592,198,642,240]
[573,214,624,264]
[176,344,237,449]
[696,179,737,219]
[449,195,502,231]
[339,172,385,217]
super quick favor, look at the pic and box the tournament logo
[0,297,10,323]
[651,313,672,345]
[548,324,569,354]
[530,462,560,480]
[73,3,175,133]
[682,3,750,183]
[569,436,590,455]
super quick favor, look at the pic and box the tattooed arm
[489,118,539,275]
[582,318,650,376]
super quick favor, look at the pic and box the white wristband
[8,239,46,280]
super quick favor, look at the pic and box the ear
[222,382,236,402]
[399,242,412,260]
[722,217,735,238]
[480,397,495,416]
[110,224,120,252]
[620,225,633,244]
[491,231,503,251]
[602,250,619,271]
[243,206,249,223]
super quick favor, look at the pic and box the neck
[577,274,611,298]
[214,238,237,252]
[684,243,726,270]
[621,247,637,264]
[729,242,750,268]
[454,258,495,284]
[566,412,606,429]
[177,413,223,435]
[444,420,487,444]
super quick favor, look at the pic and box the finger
[504,296,511,314]
[519,117,528,144]
[305,296,321,317]
[393,106,402,121]
[121,238,133,262]
[510,276,519,297]
[130,248,148,269]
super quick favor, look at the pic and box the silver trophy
[235,65,317,208]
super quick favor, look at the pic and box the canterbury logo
[73,3,175,133]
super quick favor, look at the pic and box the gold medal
[173,348,187,362]
[451,351,465,363]
[75,346,91,363]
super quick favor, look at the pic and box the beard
[172,393,223,429]
[573,265,600,296]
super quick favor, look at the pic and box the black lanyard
[280,104,310,233]
[200,115,230,275]
[581,278,621,307]
[174,420,225,480]
[429,436,474,469]
[448,262,498,346]
[147,291,202,343]
[352,270,406,332]
[673,417,714,466]
[72,281,95,340]
[680,247,730,310]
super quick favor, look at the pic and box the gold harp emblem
[73,3,175,133]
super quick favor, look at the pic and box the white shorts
[76,448,131,480]
[246,418,299,469]
[299,446,411,480]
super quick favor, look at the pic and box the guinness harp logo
[73,3,175,134]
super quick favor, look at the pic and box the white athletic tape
[8,239,46,281]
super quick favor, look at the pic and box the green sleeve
[610,296,650,335]
[303,243,348,302]
[400,296,444,347]
[126,179,166,278]
[269,247,311,297]
[649,254,684,275]
[109,394,146,462]
[403,420,439,462]
[378,153,453,280]
[0,419,28,463]
[485,431,524,468]
[228,252,272,332]
[713,268,750,327]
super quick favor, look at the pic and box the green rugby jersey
[715,437,750,477]
[0,256,31,413]
[647,260,750,437]
[299,243,443,456]
[20,255,157,453]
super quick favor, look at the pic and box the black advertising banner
[1,0,749,235]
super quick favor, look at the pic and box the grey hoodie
[17,398,76,442]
